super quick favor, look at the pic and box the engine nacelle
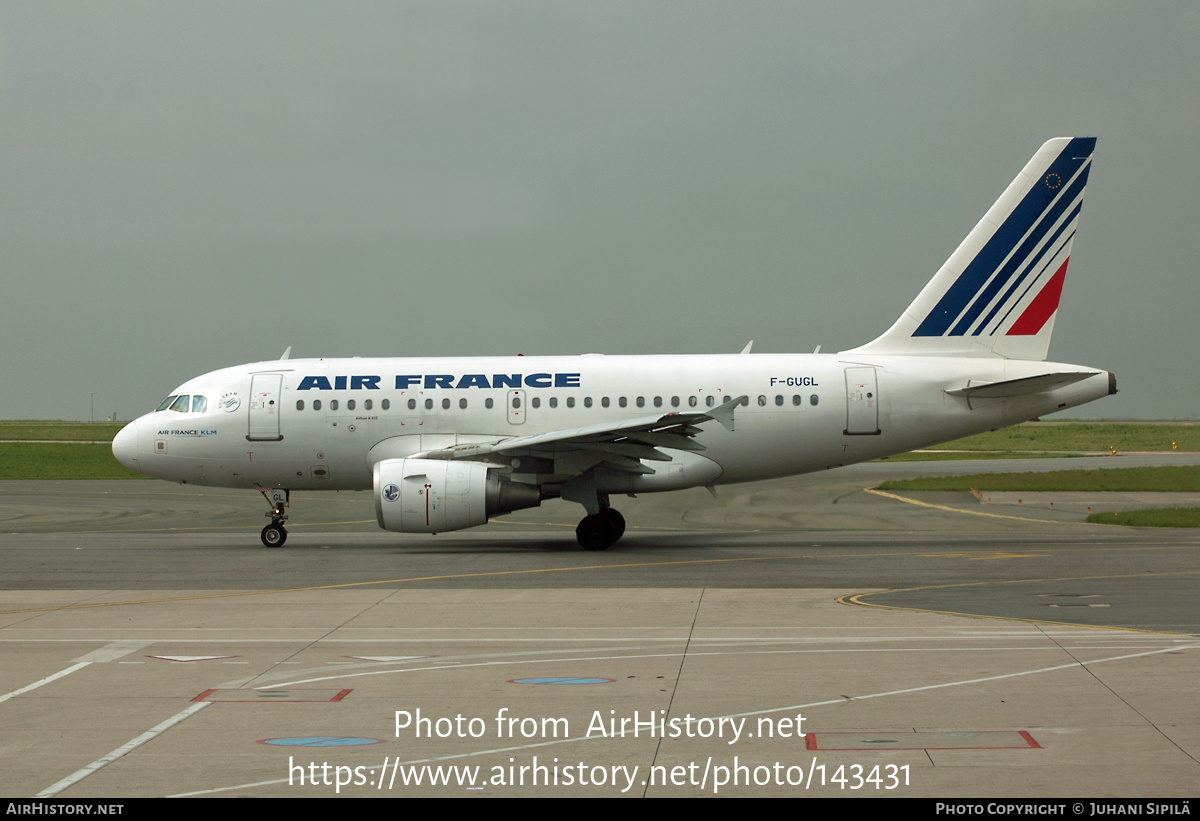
[373,457,541,534]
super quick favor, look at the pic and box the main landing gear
[259,487,289,548]
[564,478,627,551]
[576,506,625,551]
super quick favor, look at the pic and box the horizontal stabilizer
[945,371,1098,399]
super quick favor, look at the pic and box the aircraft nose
[112,420,141,471]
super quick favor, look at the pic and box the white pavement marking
[0,641,153,705]
[261,641,1192,689]
[72,640,153,664]
[180,641,1197,796]
[34,702,211,798]
[0,662,90,706]
[720,644,1200,721]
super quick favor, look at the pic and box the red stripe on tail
[1006,259,1068,336]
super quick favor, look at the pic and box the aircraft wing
[414,396,746,475]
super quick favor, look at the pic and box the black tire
[598,508,625,541]
[261,524,287,548]
[576,513,616,551]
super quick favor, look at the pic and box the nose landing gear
[258,487,289,547]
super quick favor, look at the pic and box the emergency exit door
[507,390,525,425]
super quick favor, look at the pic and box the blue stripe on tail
[913,137,1095,337]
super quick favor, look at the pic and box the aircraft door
[248,373,284,441]
[507,390,525,425]
[844,367,880,435]
[397,393,424,430]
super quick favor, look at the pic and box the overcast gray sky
[2,1,1196,420]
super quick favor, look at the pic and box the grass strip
[1086,508,1200,528]
[937,423,1199,452]
[878,451,1080,462]
[878,465,1200,493]
[0,421,125,441]
[0,443,151,480]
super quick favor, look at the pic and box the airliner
[112,137,1114,550]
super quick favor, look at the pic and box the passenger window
[531,397,540,408]
[793,394,802,406]
[671,396,680,408]
[810,394,819,406]
[347,399,356,411]
[513,397,521,409]
[331,399,339,411]
[169,395,190,413]
[550,397,558,408]
[192,396,207,413]
[688,396,697,407]
[723,396,732,404]
[706,396,715,407]
[382,399,390,410]
[601,397,610,408]
[156,395,178,412]
[313,399,322,411]
[758,395,766,406]
[636,397,645,407]
[486,398,494,409]
[425,399,433,410]
[653,396,662,408]
[459,398,468,409]
[296,400,304,411]
[408,399,416,410]
[619,397,628,408]
[364,399,373,410]
[566,397,575,408]
[775,395,783,406]
[584,397,593,408]
[442,398,451,410]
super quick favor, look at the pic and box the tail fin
[848,137,1096,360]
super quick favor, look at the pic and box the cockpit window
[156,395,178,412]
[191,396,207,413]
[168,395,191,413]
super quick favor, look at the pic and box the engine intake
[373,457,540,533]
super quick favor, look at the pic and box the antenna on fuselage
[740,340,753,354]
[279,346,292,360]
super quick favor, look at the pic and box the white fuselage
[112,352,1112,494]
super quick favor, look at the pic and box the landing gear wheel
[598,507,625,540]
[261,523,287,548]
[576,509,624,551]
[258,488,290,548]
[576,515,613,550]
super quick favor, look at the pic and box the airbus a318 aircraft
[113,138,1114,550]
